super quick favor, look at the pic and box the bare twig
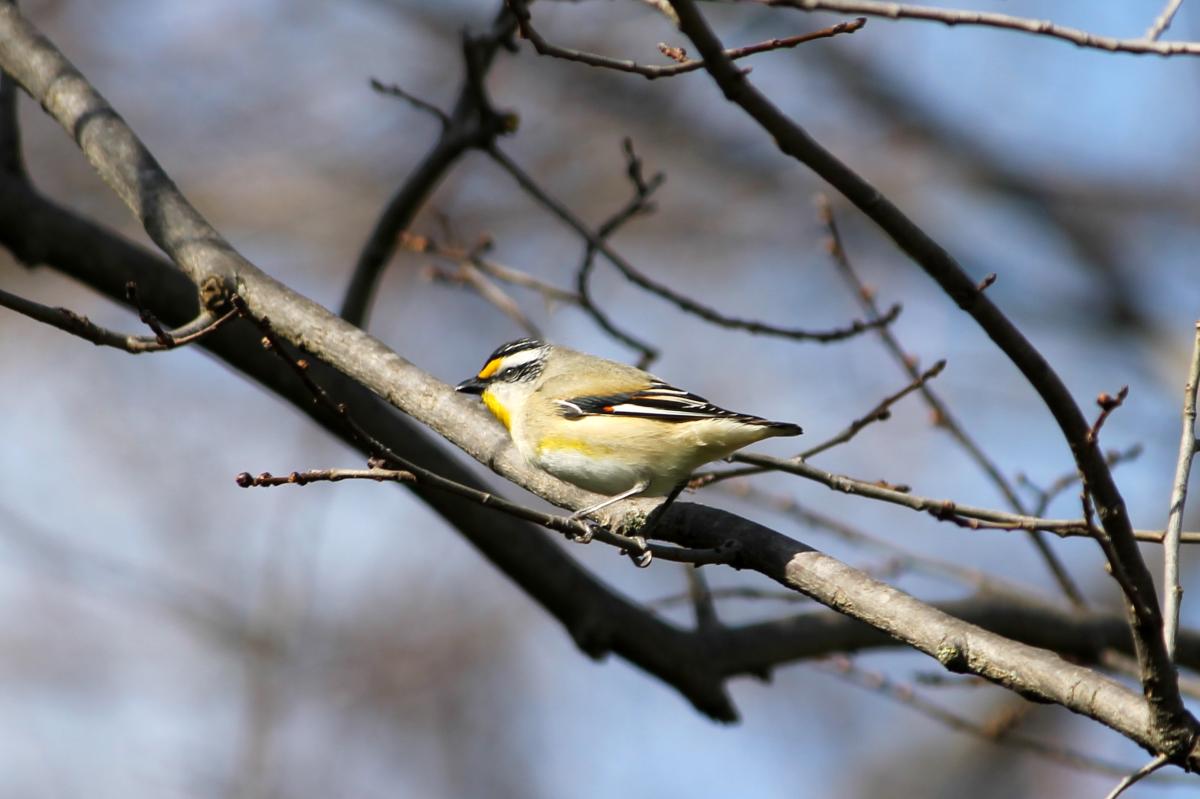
[509,0,865,79]
[1146,0,1186,41]
[0,284,236,353]
[421,234,544,336]
[817,197,1084,607]
[488,145,902,343]
[693,358,946,487]
[369,78,450,128]
[1017,444,1144,517]
[799,357,944,457]
[577,138,664,366]
[240,462,738,567]
[1164,322,1200,657]
[458,256,544,336]
[402,232,579,305]
[1088,385,1129,445]
[235,467,416,487]
[1104,754,1171,799]
[728,437,1200,546]
[341,10,518,326]
[765,0,1200,56]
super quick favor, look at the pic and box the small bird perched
[456,338,802,519]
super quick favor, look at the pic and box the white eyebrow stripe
[498,347,544,370]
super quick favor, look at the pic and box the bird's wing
[554,380,771,424]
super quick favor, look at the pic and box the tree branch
[1165,322,1200,657]
[340,10,517,326]
[509,0,864,79]
[1147,0,1186,41]
[767,0,1200,56]
[665,0,1195,756]
[487,145,901,343]
[0,284,235,352]
[818,196,1084,607]
[4,0,1199,765]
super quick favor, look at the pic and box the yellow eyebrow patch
[477,357,502,380]
[482,390,512,431]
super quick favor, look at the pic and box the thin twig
[488,145,901,343]
[369,78,450,128]
[241,464,738,567]
[724,450,1200,544]
[693,358,945,486]
[1088,385,1129,445]
[402,232,579,305]
[341,11,518,326]
[1164,321,1200,657]
[816,196,1085,607]
[0,284,236,353]
[800,358,945,459]
[235,467,416,487]
[1146,0,1186,41]
[577,138,664,367]
[509,0,865,79]
[438,236,544,336]
[1017,444,1144,517]
[1104,753,1171,799]
[765,0,1200,56]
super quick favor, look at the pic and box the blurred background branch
[3,0,1200,795]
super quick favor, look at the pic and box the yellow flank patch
[477,358,502,380]
[537,434,612,457]
[482,389,512,431]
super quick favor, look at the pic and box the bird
[455,338,802,519]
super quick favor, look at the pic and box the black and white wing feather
[555,380,801,434]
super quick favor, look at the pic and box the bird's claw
[566,518,597,544]
[622,535,652,568]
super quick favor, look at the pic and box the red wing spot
[603,405,614,412]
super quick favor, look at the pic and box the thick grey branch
[3,1,1198,765]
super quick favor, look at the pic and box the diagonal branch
[665,0,1194,757]
[1147,0,1186,41]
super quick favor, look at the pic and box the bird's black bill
[455,376,487,394]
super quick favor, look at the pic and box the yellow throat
[481,389,512,432]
